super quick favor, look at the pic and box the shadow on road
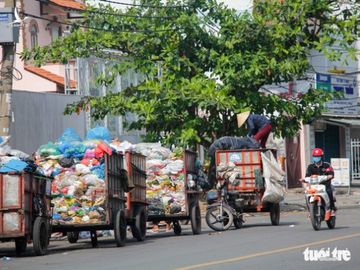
[0,236,155,258]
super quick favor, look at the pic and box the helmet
[312,148,323,157]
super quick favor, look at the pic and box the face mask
[313,156,321,163]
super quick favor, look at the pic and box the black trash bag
[207,136,260,187]
[59,157,74,168]
[169,203,182,214]
[148,204,165,216]
[22,159,38,173]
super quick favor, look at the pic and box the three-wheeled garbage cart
[214,149,281,225]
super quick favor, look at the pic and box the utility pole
[0,0,16,136]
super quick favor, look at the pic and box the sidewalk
[282,186,360,211]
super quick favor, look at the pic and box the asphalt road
[1,208,359,270]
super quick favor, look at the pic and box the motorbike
[205,179,244,231]
[301,175,336,231]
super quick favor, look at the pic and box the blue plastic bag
[0,159,28,173]
[63,143,88,159]
[58,128,82,144]
[91,163,105,179]
[86,126,111,142]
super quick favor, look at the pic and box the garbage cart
[215,149,281,225]
[0,173,51,255]
[52,152,127,248]
[147,150,202,235]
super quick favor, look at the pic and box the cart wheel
[15,238,27,255]
[190,203,201,235]
[67,232,79,244]
[114,209,126,247]
[270,203,280,225]
[233,217,243,229]
[173,221,182,236]
[90,231,98,248]
[131,206,147,241]
[33,217,49,256]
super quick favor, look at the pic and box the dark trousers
[324,184,335,209]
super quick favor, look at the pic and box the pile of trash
[35,127,112,225]
[133,144,200,216]
[0,136,35,173]
[109,140,205,216]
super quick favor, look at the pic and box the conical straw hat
[237,111,250,128]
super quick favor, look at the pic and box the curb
[282,202,360,211]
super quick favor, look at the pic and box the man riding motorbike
[305,148,336,211]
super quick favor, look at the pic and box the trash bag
[39,142,62,157]
[58,128,82,143]
[0,159,28,173]
[59,157,74,168]
[86,126,111,142]
[261,151,286,203]
[63,143,87,159]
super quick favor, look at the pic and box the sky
[221,0,252,11]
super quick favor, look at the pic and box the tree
[21,0,359,148]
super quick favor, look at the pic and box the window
[30,23,38,49]
[51,25,62,41]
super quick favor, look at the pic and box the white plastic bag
[261,151,286,203]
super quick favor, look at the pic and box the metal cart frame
[51,152,127,248]
[147,150,202,235]
[215,149,280,225]
[0,173,51,256]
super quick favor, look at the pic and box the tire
[90,231,98,248]
[33,217,49,256]
[173,221,182,236]
[190,203,202,235]
[67,232,79,244]
[309,203,321,231]
[205,205,233,231]
[131,206,147,241]
[114,210,126,247]
[326,216,336,229]
[270,203,280,225]
[15,238,27,255]
[233,217,243,229]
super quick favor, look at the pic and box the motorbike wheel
[326,216,336,229]
[309,204,321,231]
[205,205,233,231]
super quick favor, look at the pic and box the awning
[320,118,360,127]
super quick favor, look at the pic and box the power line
[67,7,176,19]
[23,12,183,33]
[98,0,189,9]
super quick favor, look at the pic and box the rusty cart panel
[215,149,274,213]
[0,173,52,255]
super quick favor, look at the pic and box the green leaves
[22,0,360,147]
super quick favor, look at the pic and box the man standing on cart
[237,111,272,149]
